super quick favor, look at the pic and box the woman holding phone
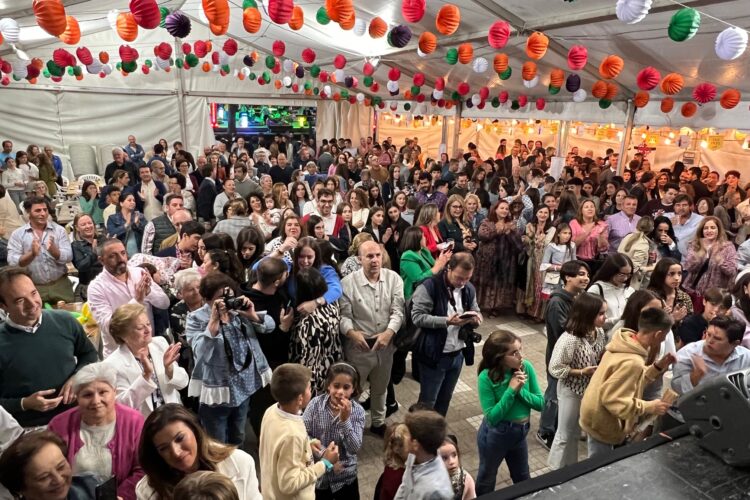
[546,293,608,469]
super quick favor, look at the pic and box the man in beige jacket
[580,307,675,457]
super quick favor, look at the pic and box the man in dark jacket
[196,163,218,226]
[412,253,483,416]
[537,260,590,449]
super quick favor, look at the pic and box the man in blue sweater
[0,267,98,427]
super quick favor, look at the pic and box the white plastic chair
[61,176,70,188]
[77,174,103,185]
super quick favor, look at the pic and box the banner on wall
[678,135,691,148]
[708,135,724,151]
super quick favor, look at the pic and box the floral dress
[474,219,524,313]
[289,302,342,395]
[524,224,556,320]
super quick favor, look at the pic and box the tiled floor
[244,314,586,498]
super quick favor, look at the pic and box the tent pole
[557,120,568,156]
[174,38,189,149]
[618,100,636,175]
[452,103,463,157]
[441,114,448,154]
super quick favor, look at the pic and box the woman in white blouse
[349,187,370,230]
[104,303,188,417]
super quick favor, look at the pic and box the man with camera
[411,252,482,416]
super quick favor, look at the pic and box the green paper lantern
[316,7,330,25]
[159,7,170,28]
[304,81,312,90]
[43,69,51,78]
[411,85,420,95]
[176,58,184,68]
[314,87,320,95]
[122,61,137,73]
[67,66,74,76]
[116,62,122,70]
[145,59,153,68]
[599,98,612,109]
[265,55,276,69]
[12,75,20,81]
[499,67,512,80]
[243,0,257,7]
[668,8,700,42]
[249,72,256,80]
[491,97,500,107]
[310,65,320,77]
[445,48,458,65]
[221,64,230,73]
[363,76,373,87]
[73,66,82,76]
[46,61,63,77]
[169,57,174,66]
[341,90,349,98]
[404,103,411,111]
[511,100,520,110]
[185,54,199,67]
[451,91,460,100]
[549,85,560,95]
[262,70,271,82]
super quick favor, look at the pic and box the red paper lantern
[334,54,347,69]
[518,95,528,107]
[488,20,510,49]
[363,62,374,76]
[76,47,93,65]
[33,0,68,37]
[457,82,469,95]
[53,48,75,68]
[479,86,490,100]
[401,0,426,23]
[268,0,294,24]
[636,67,660,91]
[272,40,286,57]
[413,73,425,86]
[681,102,697,117]
[388,67,401,80]
[223,39,238,56]
[119,45,138,63]
[130,0,161,29]
[499,90,509,103]
[661,98,675,113]
[211,52,220,65]
[194,41,208,58]
[156,43,172,60]
[536,98,546,111]
[567,45,587,71]
[692,83,717,104]
[435,77,445,91]
[720,89,741,109]
[302,48,316,64]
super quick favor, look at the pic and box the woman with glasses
[587,253,635,332]
[438,195,477,254]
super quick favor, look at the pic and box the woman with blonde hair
[618,216,657,289]
[438,194,478,253]
[683,216,737,312]
[416,202,444,258]
[271,182,293,211]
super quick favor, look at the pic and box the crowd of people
[1,131,750,500]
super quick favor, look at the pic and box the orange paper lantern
[525,32,549,60]
[289,5,304,30]
[339,11,355,30]
[99,51,110,64]
[599,55,624,79]
[33,0,68,37]
[634,91,650,108]
[522,61,537,81]
[369,17,387,38]
[660,73,684,95]
[661,98,674,113]
[720,88,741,109]
[591,80,608,99]
[59,15,80,45]
[418,32,437,54]
[457,43,473,64]
[549,68,564,88]
[436,4,461,36]
[202,62,211,72]
[243,8,262,33]
[202,0,230,26]
[681,102,697,117]
[116,12,139,42]
[605,82,618,100]
[493,53,509,73]
[210,23,228,36]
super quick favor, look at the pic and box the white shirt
[444,286,466,353]
[140,181,163,221]
[75,421,115,481]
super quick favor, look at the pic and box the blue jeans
[538,372,558,438]
[476,419,530,495]
[417,351,464,416]
[199,397,250,446]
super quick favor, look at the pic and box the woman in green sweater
[78,180,105,228]
[399,226,451,300]
[475,330,544,495]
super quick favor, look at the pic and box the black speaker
[679,368,750,466]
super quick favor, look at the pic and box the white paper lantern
[471,93,481,105]
[356,92,365,102]
[282,76,292,87]
[323,84,332,95]
[241,67,251,77]
[106,10,120,30]
[334,69,345,82]
[219,52,230,65]
[615,0,652,24]
[472,57,488,74]
[715,27,748,61]
[354,18,367,37]
[523,76,539,88]
[282,59,294,73]
[101,64,113,75]
[390,101,398,111]
[386,80,399,92]
[11,59,27,79]
[0,18,21,44]
[417,48,427,58]
[573,89,587,102]
[432,89,443,99]
[212,64,220,72]
[156,57,170,70]
[86,60,102,74]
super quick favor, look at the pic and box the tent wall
[377,116,446,161]
[461,101,629,125]
[316,100,373,147]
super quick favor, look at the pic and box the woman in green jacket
[399,226,452,300]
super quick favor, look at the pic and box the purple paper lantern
[165,10,191,38]
[565,74,581,93]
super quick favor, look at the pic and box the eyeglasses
[505,350,522,358]
[450,205,463,209]
[615,272,633,278]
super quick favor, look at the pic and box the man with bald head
[270,153,294,185]
[339,241,404,437]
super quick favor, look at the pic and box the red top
[420,224,443,258]
[379,466,406,500]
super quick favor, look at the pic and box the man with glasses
[301,188,345,239]
[672,316,750,395]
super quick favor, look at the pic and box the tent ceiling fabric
[0,0,748,112]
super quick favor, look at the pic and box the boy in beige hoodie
[580,307,675,457]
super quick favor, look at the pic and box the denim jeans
[547,381,582,470]
[476,419,530,495]
[199,397,251,446]
[587,436,615,458]
[417,351,464,416]
[538,372,558,438]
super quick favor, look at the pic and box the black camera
[458,325,482,344]
[223,289,250,311]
